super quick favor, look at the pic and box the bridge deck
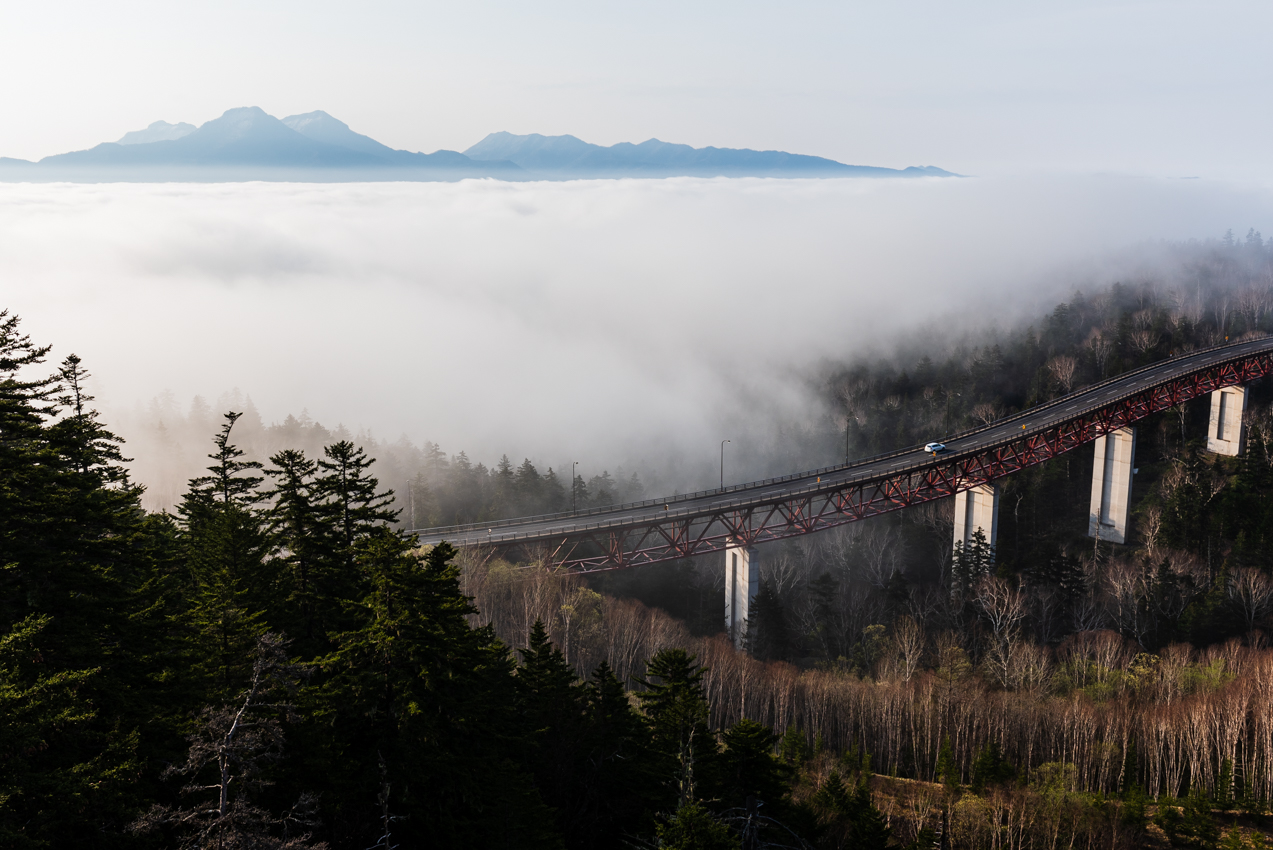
[411,337,1273,569]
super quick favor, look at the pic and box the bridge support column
[1088,427,1135,544]
[725,542,758,650]
[1207,386,1247,456]
[953,484,999,550]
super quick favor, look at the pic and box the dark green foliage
[575,661,659,845]
[747,579,792,661]
[637,649,716,809]
[1216,758,1235,808]
[715,719,792,810]
[313,538,558,848]
[952,529,994,598]
[936,735,959,788]
[656,801,739,850]
[1156,794,1220,850]
[779,725,811,766]
[178,412,275,695]
[809,770,890,850]
[0,615,110,849]
[970,740,1016,793]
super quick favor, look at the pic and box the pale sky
[3,1,1272,179]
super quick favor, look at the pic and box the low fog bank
[3,175,1272,512]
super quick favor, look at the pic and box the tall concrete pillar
[725,542,758,649]
[953,484,999,549]
[1088,427,1136,544]
[1207,386,1248,456]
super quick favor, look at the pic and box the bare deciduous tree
[1046,355,1078,394]
[975,577,1028,687]
[1228,567,1273,635]
[1085,330,1113,378]
[971,401,1002,426]
[893,616,926,682]
[131,633,326,850]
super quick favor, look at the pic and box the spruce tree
[0,317,160,844]
[517,620,588,839]
[636,649,716,810]
[576,661,657,845]
[314,440,397,574]
[314,539,557,848]
[264,449,337,655]
[178,412,273,696]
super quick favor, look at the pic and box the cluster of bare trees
[456,548,1273,805]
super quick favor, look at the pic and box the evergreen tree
[264,449,337,654]
[0,317,157,844]
[809,770,890,850]
[314,539,557,848]
[655,801,738,850]
[952,529,994,597]
[746,580,792,661]
[517,621,589,841]
[636,649,717,810]
[936,735,959,788]
[1155,793,1220,850]
[314,440,398,572]
[970,740,1016,793]
[178,412,274,695]
[571,661,658,846]
[715,719,791,812]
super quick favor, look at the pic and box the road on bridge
[412,337,1273,568]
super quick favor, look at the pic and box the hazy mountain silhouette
[117,120,196,145]
[464,131,958,179]
[0,108,957,182]
[2,107,520,182]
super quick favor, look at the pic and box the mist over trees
[8,231,1273,847]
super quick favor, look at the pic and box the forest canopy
[5,232,1273,848]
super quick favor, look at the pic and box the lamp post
[720,440,730,490]
[572,461,579,514]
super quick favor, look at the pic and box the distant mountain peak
[1,111,955,183]
[463,131,958,179]
[117,120,196,145]
[281,110,398,157]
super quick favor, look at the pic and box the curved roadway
[413,337,1273,550]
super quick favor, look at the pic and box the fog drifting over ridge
[3,175,1273,505]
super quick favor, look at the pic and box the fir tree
[516,621,589,841]
[178,412,274,695]
[314,539,557,848]
[636,649,716,810]
[574,661,657,846]
[264,449,337,654]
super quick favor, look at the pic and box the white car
[924,442,947,454]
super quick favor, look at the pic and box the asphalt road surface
[412,337,1273,549]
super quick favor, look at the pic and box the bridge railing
[410,336,1273,540]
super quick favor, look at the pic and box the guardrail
[410,336,1273,544]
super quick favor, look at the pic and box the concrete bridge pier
[1088,427,1136,544]
[953,483,999,550]
[725,542,758,649]
[1207,386,1248,456]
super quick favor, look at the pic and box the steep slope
[281,110,477,169]
[42,106,380,168]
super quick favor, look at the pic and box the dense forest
[7,232,1273,848]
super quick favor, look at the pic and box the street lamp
[572,461,579,514]
[720,440,730,490]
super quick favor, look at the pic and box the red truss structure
[416,343,1273,572]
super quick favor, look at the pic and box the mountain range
[0,107,958,182]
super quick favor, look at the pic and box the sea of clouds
[3,175,1272,501]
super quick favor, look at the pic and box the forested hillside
[7,232,1273,848]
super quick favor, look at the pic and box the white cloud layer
[3,176,1273,495]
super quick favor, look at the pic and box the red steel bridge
[411,338,1273,571]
